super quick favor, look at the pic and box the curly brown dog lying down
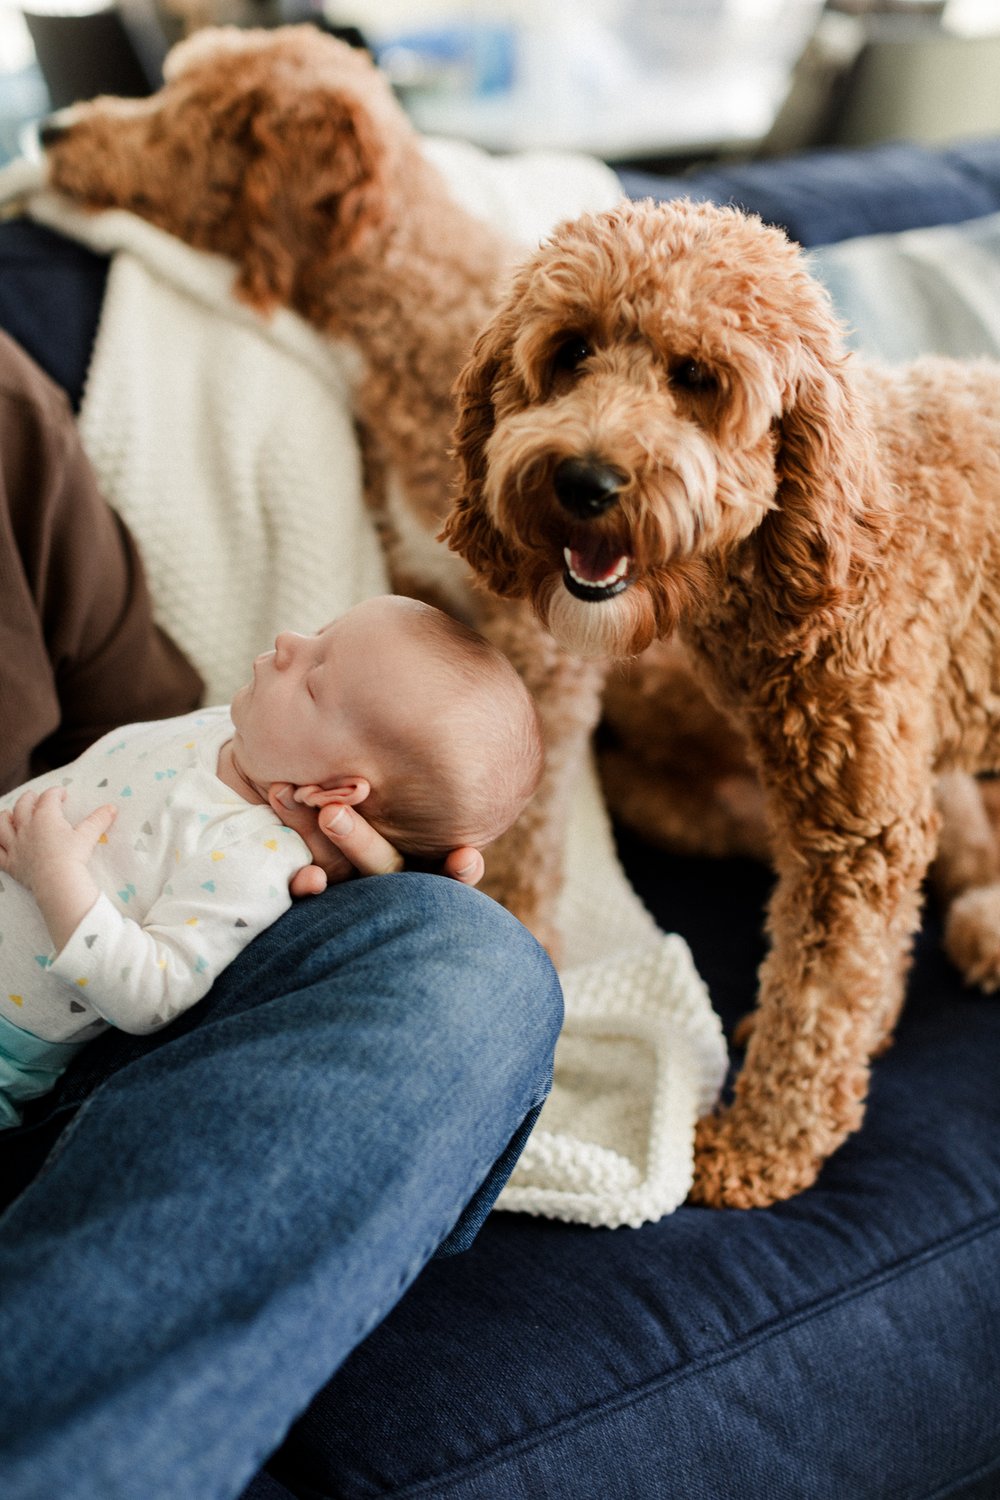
[445,197,1000,1207]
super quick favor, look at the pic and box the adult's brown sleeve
[0,329,203,792]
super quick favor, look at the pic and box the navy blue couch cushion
[620,136,1000,247]
[0,218,107,411]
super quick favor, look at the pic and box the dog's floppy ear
[441,322,525,597]
[754,319,879,645]
[234,84,390,311]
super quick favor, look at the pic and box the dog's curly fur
[445,196,1000,1206]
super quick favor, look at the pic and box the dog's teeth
[562,546,630,589]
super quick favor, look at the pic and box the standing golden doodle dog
[445,197,1000,1208]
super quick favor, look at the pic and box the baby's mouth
[562,540,632,601]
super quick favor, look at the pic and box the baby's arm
[0,788,117,947]
[44,823,303,1033]
[0,790,302,1034]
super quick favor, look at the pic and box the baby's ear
[295,778,371,809]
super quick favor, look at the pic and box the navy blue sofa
[2,135,1000,1499]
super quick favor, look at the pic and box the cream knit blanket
[1,142,726,1228]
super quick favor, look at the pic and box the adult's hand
[268,784,485,898]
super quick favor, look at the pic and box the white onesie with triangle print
[0,708,307,1091]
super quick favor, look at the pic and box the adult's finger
[268,785,355,884]
[270,785,476,885]
[442,847,485,887]
[288,864,329,899]
[318,803,404,877]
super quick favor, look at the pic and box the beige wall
[832,30,1000,147]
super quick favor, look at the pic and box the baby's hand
[0,788,117,894]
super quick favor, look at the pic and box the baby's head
[345,600,544,857]
[230,595,543,858]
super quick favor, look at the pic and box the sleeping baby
[0,594,543,1125]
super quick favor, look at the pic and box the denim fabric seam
[381,1208,1000,1500]
[435,1085,552,1257]
[922,1451,1000,1500]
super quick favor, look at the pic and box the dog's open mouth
[562,540,633,602]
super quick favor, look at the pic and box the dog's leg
[599,751,770,861]
[933,771,1000,902]
[931,771,1000,992]
[690,778,940,1209]
[471,598,606,959]
[599,639,772,861]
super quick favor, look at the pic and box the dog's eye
[551,334,592,375]
[670,358,717,393]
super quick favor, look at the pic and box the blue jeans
[0,874,562,1500]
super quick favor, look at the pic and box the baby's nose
[273,630,305,668]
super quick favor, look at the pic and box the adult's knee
[329,874,563,1093]
[407,874,563,1083]
[261,874,563,1183]
[217,872,562,1073]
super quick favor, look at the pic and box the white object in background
[403,0,826,159]
[943,0,1000,34]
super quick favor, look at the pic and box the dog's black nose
[38,116,67,148]
[553,457,625,519]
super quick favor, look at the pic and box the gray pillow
[809,210,1000,361]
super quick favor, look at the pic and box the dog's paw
[688,1114,820,1209]
[944,883,1000,993]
